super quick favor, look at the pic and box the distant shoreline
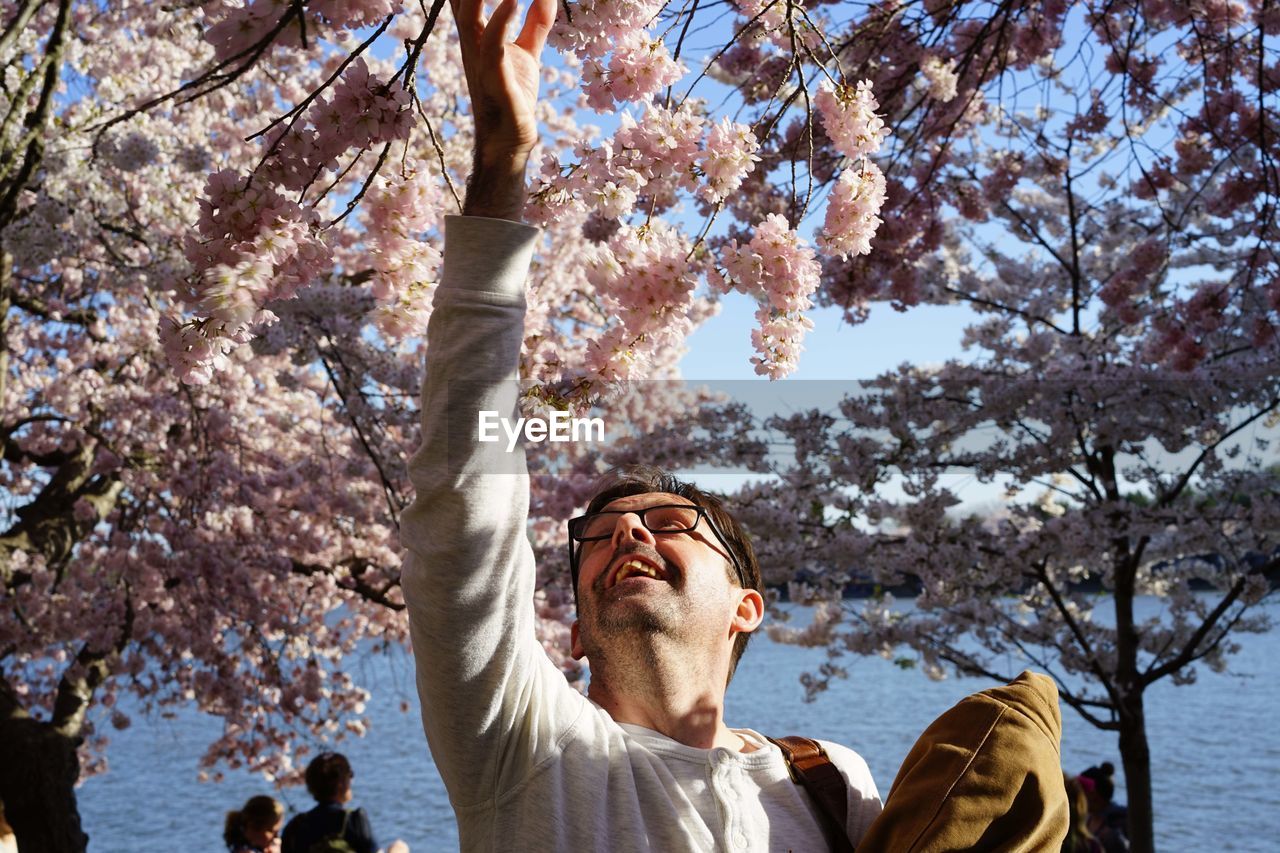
[771,574,1260,601]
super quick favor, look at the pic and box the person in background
[224,795,284,853]
[1080,762,1130,852]
[1061,774,1102,853]
[281,753,377,853]
[280,752,410,853]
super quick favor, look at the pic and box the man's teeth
[615,560,661,583]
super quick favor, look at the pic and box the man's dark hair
[305,752,353,803]
[582,465,763,684]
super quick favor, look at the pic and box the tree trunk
[0,709,88,853]
[1117,690,1155,853]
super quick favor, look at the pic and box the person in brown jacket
[856,671,1070,852]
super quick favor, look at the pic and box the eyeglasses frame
[566,502,747,596]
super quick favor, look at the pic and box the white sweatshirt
[401,216,882,852]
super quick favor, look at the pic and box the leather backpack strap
[768,735,855,853]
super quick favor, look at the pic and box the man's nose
[612,512,656,548]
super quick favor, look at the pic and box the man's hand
[452,0,557,219]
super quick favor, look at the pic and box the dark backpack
[307,809,355,853]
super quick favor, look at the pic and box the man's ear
[731,588,765,636]
[571,620,585,660]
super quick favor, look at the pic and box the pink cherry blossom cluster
[527,102,706,226]
[204,0,304,62]
[550,0,682,110]
[749,307,816,380]
[710,213,822,378]
[582,222,702,381]
[159,317,235,386]
[818,161,887,259]
[102,130,162,172]
[190,172,330,315]
[919,55,959,102]
[698,118,762,204]
[528,150,624,228]
[263,59,413,191]
[1149,281,1238,371]
[166,170,329,383]
[582,30,685,111]
[550,0,662,58]
[360,162,445,338]
[320,57,414,145]
[361,162,444,339]
[1099,237,1166,325]
[1174,131,1215,175]
[730,0,788,39]
[815,80,890,161]
[205,0,405,62]
[614,103,705,189]
[310,0,404,29]
[172,58,412,382]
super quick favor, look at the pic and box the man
[399,0,882,850]
[280,753,377,853]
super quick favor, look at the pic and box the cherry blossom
[5,2,1277,852]
[818,162,887,259]
[815,80,890,162]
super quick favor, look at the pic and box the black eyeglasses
[567,503,746,594]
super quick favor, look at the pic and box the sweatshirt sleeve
[399,215,585,809]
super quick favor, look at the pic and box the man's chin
[587,595,678,635]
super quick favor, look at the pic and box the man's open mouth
[606,556,669,588]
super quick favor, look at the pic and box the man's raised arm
[454,0,554,222]
[399,0,564,811]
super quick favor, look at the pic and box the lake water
[77,597,1279,851]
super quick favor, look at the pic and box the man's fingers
[452,0,488,59]
[451,0,484,28]
[481,0,520,55]
[513,0,558,56]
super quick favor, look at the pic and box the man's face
[570,491,746,662]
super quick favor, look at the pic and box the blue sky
[680,291,978,381]
[673,293,1003,511]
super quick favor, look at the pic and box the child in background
[225,795,284,853]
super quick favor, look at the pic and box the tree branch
[0,0,70,230]
[0,442,124,569]
[50,593,133,737]
[1142,556,1277,685]
[290,557,404,611]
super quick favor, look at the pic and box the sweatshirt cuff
[440,214,541,300]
